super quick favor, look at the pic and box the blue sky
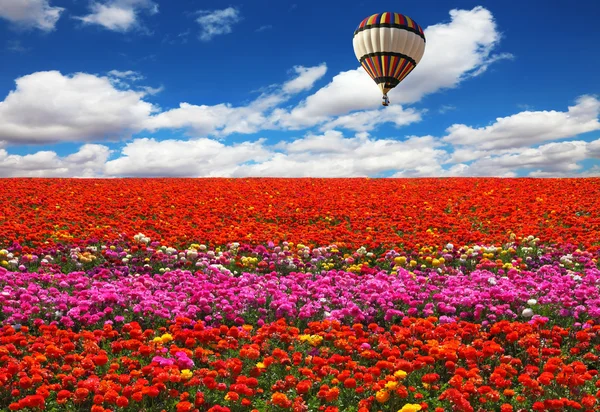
[0,0,599,177]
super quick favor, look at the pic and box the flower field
[1,178,600,411]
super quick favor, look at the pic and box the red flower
[176,401,193,412]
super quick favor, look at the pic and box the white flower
[487,277,497,285]
[187,250,198,259]
[445,243,454,251]
[522,308,534,318]
[527,299,537,306]
[572,275,582,281]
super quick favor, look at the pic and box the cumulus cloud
[146,64,328,137]
[318,105,423,133]
[0,144,110,177]
[196,7,241,41]
[274,6,512,130]
[75,0,158,32]
[0,71,157,144]
[447,140,599,177]
[102,131,448,177]
[282,65,328,94]
[444,95,600,152]
[0,0,64,31]
[2,132,600,178]
[104,137,271,177]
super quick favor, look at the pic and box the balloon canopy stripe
[360,54,416,83]
[359,52,416,67]
[354,12,425,41]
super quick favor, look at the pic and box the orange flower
[271,392,292,408]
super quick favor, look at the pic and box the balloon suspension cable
[382,94,390,106]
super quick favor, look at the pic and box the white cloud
[439,105,456,114]
[447,140,600,177]
[196,7,241,41]
[104,137,271,177]
[590,139,600,158]
[0,64,326,147]
[0,71,157,144]
[0,0,64,31]
[319,105,423,132]
[282,65,328,94]
[108,70,144,81]
[0,144,110,177]
[101,131,448,177]
[444,95,600,151]
[256,24,272,32]
[107,69,147,90]
[76,0,158,32]
[234,132,448,177]
[275,6,512,130]
[3,132,600,178]
[146,64,328,137]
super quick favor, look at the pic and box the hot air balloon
[353,12,426,106]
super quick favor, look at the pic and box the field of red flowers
[1,178,600,411]
[2,178,600,251]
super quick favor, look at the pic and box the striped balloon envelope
[352,12,426,106]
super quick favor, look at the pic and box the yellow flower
[256,362,266,369]
[398,404,422,412]
[308,335,323,347]
[394,256,407,265]
[180,369,193,380]
[375,389,390,403]
[160,333,173,343]
[385,381,398,390]
[394,370,408,379]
